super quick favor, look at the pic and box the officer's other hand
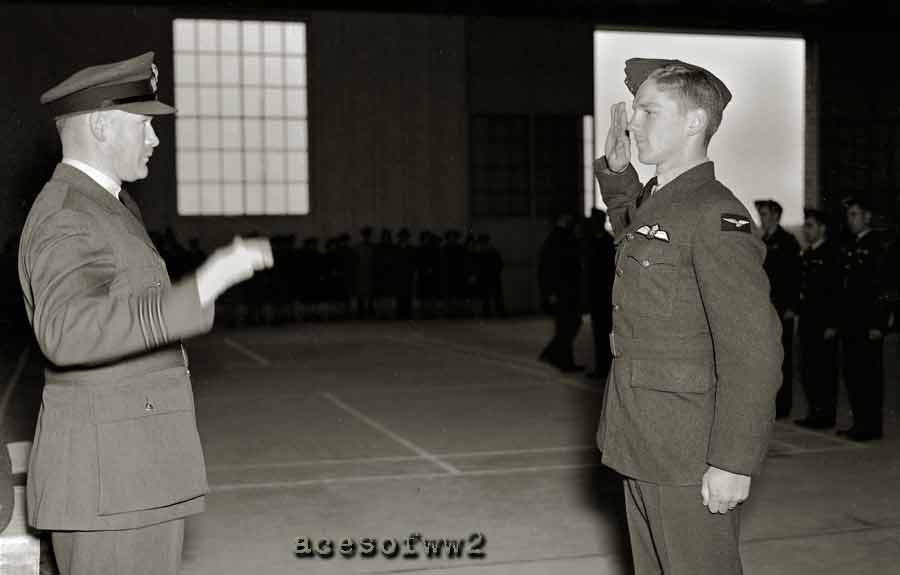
[195,236,275,306]
[701,466,750,514]
[604,101,631,173]
[868,329,883,340]
[823,328,837,340]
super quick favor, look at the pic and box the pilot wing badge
[635,223,670,242]
[720,214,751,233]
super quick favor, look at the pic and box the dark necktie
[118,187,142,222]
[635,177,657,210]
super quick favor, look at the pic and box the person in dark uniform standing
[538,213,585,372]
[754,199,801,419]
[594,58,782,575]
[795,208,841,429]
[18,52,273,575]
[586,208,616,381]
[837,197,888,441]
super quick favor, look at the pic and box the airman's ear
[686,108,708,137]
[88,111,108,142]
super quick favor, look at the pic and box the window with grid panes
[173,18,308,215]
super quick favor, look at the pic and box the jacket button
[626,233,634,241]
[612,303,620,311]
[144,398,155,412]
[616,268,623,277]
[641,259,650,267]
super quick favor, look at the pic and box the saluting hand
[604,102,631,173]
[701,466,751,514]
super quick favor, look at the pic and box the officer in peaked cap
[593,58,781,574]
[41,51,174,117]
[19,52,273,574]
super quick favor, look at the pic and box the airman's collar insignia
[721,214,751,233]
[635,223,670,242]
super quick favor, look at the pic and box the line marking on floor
[209,462,609,492]
[322,392,460,475]
[773,421,867,449]
[0,346,31,428]
[383,335,600,394]
[206,445,597,472]
[222,337,272,367]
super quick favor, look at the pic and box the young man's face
[846,205,871,235]
[802,216,824,244]
[628,78,692,168]
[757,206,779,231]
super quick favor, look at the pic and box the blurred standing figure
[394,228,417,320]
[355,226,375,319]
[476,233,506,318]
[755,199,801,419]
[586,208,616,381]
[538,213,585,372]
[795,208,840,429]
[837,198,888,441]
[18,52,272,575]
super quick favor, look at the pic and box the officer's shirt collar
[62,158,121,200]
[654,157,710,194]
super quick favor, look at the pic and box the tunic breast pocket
[621,241,680,318]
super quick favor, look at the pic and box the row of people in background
[756,197,898,442]
[146,226,506,324]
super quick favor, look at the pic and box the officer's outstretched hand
[604,101,631,173]
[196,236,275,306]
[701,466,751,514]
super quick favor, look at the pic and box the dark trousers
[590,307,612,378]
[799,321,838,421]
[775,316,794,417]
[540,295,582,367]
[624,478,742,575]
[841,330,885,434]
[52,519,185,575]
[479,278,506,318]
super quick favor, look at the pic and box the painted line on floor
[206,445,597,472]
[744,521,900,545]
[774,420,868,449]
[365,550,626,574]
[384,335,600,394]
[209,462,608,492]
[322,392,460,475]
[0,346,31,428]
[222,337,272,367]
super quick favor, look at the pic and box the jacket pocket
[622,242,680,318]
[631,359,714,393]
[91,367,208,515]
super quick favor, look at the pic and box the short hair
[845,196,873,213]
[754,199,783,216]
[803,208,827,226]
[647,64,726,146]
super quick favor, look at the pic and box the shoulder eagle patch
[721,213,751,233]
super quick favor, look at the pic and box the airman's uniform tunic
[594,157,782,575]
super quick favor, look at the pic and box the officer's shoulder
[28,178,99,233]
[694,180,750,219]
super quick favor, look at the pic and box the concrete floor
[2,318,899,574]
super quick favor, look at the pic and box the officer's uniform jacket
[593,158,782,485]
[840,230,889,332]
[18,163,214,530]
[799,239,840,329]
[761,226,801,316]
